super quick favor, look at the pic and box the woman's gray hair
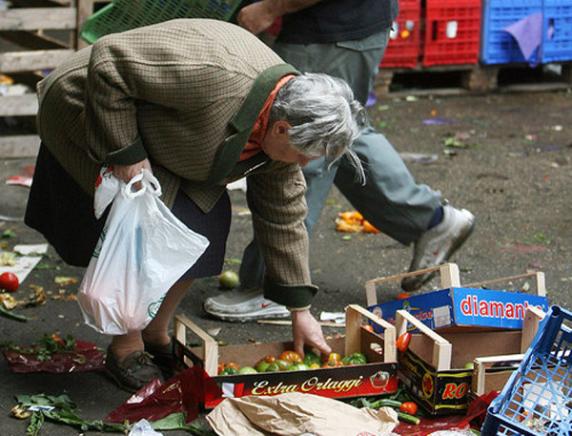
[270,73,367,184]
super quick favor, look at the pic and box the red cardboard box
[174,305,399,409]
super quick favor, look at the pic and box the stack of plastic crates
[481,0,542,65]
[381,0,421,68]
[422,0,482,66]
[542,0,572,63]
[482,306,571,435]
[80,0,243,44]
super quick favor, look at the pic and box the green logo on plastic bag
[148,296,165,318]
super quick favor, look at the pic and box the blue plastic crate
[481,0,542,64]
[482,306,572,436]
[542,0,572,62]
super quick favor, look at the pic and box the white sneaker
[401,205,475,292]
[204,288,290,322]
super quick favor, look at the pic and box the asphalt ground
[0,89,571,435]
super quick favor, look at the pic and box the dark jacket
[278,0,398,44]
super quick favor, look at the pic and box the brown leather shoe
[105,349,163,393]
[144,339,180,380]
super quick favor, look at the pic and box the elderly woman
[25,18,365,392]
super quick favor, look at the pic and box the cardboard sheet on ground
[206,392,399,436]
[0,255,43,284]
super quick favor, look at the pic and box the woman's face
[262,121,323,166]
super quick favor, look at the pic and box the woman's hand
[112,159,151,184]
[291,309,332,357]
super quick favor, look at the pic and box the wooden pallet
[374,62,572,97]
[0,0,79,158]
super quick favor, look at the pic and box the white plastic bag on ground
[78,169,209,335]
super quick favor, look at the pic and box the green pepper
[0,305,28,322]
[303,351,321,366]
[342,352,367,365]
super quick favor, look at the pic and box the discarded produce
[0,271,19,292]
[399,401,418,415]
[218,270,239,289]
[335,211,380,234]
[0,251,17,266]
[357,397,421,425]
[396,332,412,353]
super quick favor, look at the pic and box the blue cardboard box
[368,287,549,331]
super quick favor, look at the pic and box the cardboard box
[174,305,399,409]
[394,307,544,415]
[366,263,549,331]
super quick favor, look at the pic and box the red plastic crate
[381,0,421,68]
[423,0,482,67]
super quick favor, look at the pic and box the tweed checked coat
[35,19,318,308]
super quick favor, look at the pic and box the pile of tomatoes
[218,350,368,375]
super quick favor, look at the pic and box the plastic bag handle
[141,169,162,197]
[123,172,147,199]
[122,170,163,199]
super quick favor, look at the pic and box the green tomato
[303,351,321,366]
[289,363,310,371]
[238,366,258,374]
[275,359,292,371]
[255,360,271,373]
[220,367,238,376]
[219,271,239,289]
[265,362,280,372]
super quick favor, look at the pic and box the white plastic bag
[78,169,209,335]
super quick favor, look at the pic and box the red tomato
[0,272,19,293]
[225,361,240,371]
[399,401,418,415]
[262,355,276,363]
[278,350,302,364]
[396,332,412,353]
[396,292,410,300]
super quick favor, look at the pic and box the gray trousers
[239,30,441,290]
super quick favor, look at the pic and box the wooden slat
[0,30,69,50]
[174,314,219,376]
[0,8,76,31]
[0,135,40,158]
[396,309,452,371]
[0,94,38,116]
[365,263,460,305]
[464,271,546,296]
[0,49,74,72]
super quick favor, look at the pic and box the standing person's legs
[335,128,440,244]
[300,32,474,291]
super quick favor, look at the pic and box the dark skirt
[25,144,231,278]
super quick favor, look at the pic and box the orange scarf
[239,74,295,161]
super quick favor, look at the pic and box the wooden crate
[0,0,78,158]
[174,305,399,409]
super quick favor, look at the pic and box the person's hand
[237,2,278,35]
[112,158,151,185]
[291,309,332,357]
